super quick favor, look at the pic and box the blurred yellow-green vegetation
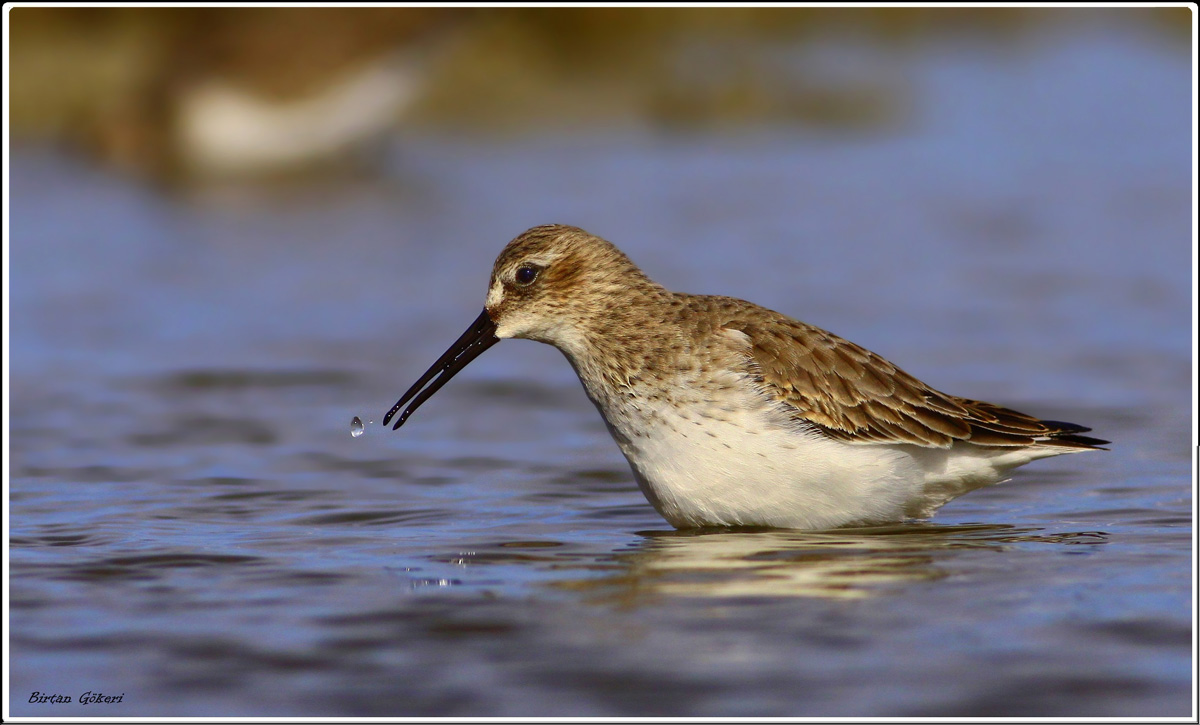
[9,6,1191,182]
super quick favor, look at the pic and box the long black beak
[383,309,500,430]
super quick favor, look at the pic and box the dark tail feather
[1040,420,1110,449]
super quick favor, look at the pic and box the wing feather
[701,297,1107,450]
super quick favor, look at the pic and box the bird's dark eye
[514,265,539,286]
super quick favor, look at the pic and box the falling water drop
[350,416,365,438]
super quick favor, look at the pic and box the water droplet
[350,416,365,438]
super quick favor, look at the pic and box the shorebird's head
[383,224,654,430]
[485,224,651,346]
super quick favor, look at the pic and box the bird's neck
[555,285,688,403]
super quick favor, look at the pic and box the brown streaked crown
[489,225,653,299]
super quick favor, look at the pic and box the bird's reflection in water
[553,524,1108,602]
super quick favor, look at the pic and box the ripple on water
[291,509,453,527]
[127,415,279,447]
[152,369,360,392]
[20,552,265,583]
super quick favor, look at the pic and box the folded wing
[719,310,1107,450]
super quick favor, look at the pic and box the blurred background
[10,6,1190,181]
[8,6,1195,718]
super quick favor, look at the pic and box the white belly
[597,394,1068,529]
